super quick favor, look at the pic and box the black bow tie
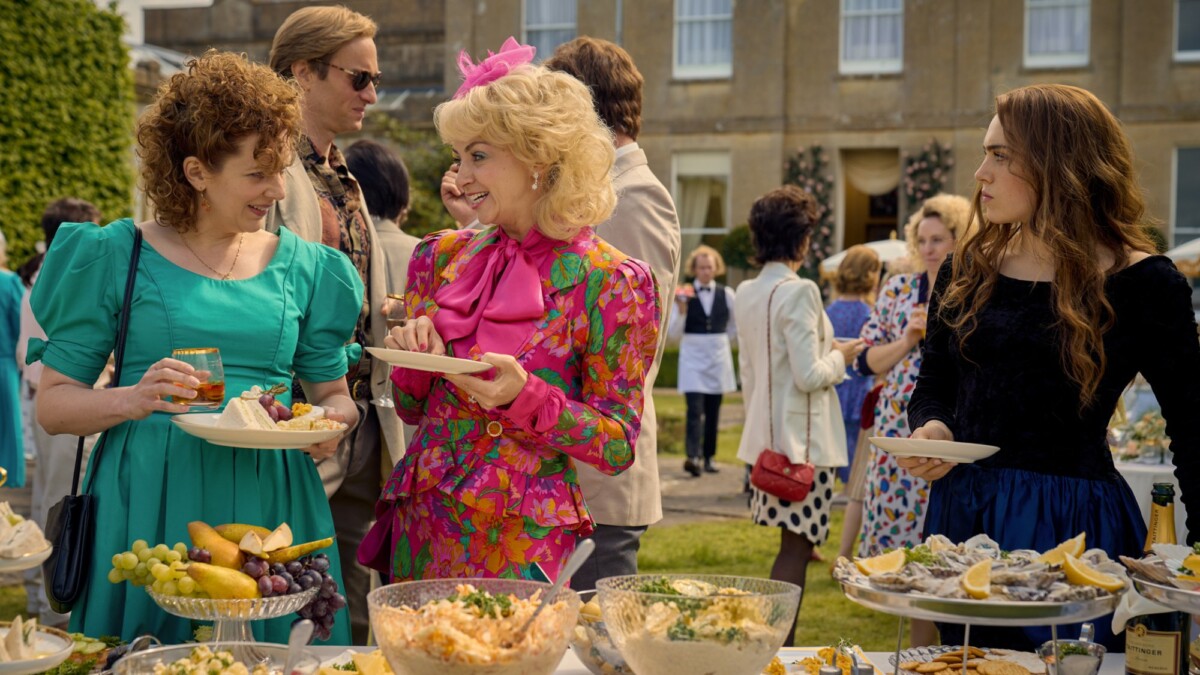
[697,287,712,293]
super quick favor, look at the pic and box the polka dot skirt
[750,467,836,545]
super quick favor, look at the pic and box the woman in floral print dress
[373,39,660,583]
[858,194,975,558]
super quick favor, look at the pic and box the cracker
[978,661,1030,675]
[917,663,950,673]
[934,655,964,663]
[967,647,987,658]
[900,662,923,671]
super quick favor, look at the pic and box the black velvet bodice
[909,256,1200,536]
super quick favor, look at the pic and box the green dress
[27,219,362,644]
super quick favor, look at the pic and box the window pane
[841,0,903,69]
[1027,0,1089,59]
[1180,0,1200,52]
[675,0,732,70]
[1176,148,1200,247]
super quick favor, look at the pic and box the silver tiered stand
[839,580,1121,675]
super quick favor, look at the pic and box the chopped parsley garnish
[667,619,696,641]
[903,546,937,566]
[1056,644,1091,656]
[637,577,681,595]
[450,588,515,618]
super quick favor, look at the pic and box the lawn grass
[638,511,904,651]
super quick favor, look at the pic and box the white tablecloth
[311,646,1128,674]
[1115,460,1190,542]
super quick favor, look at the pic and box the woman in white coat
[735,186,863,645]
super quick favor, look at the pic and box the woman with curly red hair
[28,51,362,642]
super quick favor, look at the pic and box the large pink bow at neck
[453,37,536,99]
[433,228,555,356]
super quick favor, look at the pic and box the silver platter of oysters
[836,534,1126,627]
[840,581,1120,626]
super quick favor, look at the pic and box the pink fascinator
[453,37,536,99]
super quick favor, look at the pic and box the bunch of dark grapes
[239,552,345,642]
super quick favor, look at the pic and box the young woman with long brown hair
[904,84,1200,650]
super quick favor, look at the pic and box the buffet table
[309,646,1128,674]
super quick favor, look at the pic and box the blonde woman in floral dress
[858,194,974,556]
[857,194,972,645]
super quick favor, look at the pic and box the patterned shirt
[298,136,373,399]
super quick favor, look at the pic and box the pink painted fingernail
[419,342,427,351]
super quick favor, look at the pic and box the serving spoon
[282,619,313,675]
[503,538,595,648]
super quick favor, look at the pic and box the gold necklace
[180,232,244,280]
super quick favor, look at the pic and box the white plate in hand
[869,437,1000,463]
[0,622,74,675]
[171,414,346,450]
[367,347,493,374]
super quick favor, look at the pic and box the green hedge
[0,0,134,267]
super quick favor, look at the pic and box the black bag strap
[71,226,142,497]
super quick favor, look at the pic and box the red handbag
[749,279,817,502]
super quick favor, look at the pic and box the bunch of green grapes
[106,540,209,598]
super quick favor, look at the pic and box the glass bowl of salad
[1037,639,1106,675]
[367,579,580,675]
[595,574,801,675]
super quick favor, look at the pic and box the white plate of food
[171,413,346,450]
[869,437,1000,463]
[367,347,493,374]
[0,620,74,675]
[0,546,52,573]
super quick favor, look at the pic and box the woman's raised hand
[897,421,958,480]
[903,309,928,346]
[443,354,524,409]
[833,338,865,361]
[440,163,475,227]
[385,316,446,356]
[126,357,200,418]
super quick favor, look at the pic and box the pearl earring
[532,172,540,191]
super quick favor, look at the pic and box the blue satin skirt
[923,464,1146,652]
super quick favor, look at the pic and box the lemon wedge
[1182,553,1200,575]
[855,548,907,576]
[961,559,992,599]
[1036,532,1086,565]
[1063,553,1125,592]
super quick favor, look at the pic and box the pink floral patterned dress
[859,272,930,556]
[380,226,660,582]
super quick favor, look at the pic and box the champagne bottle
[1126,483,1190,675]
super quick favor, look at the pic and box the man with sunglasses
[267,5,402,645]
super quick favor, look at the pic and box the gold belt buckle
[486,421,503,438]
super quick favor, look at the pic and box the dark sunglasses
[316,61,382,91]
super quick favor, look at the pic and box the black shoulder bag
[43,226,142,614]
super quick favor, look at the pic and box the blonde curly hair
[137,50,302,232]
[903,193,975,273]
[434,64,616,240]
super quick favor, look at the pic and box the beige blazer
[575,145,682,527]
[265,156,406,493]
[734,262,848,468]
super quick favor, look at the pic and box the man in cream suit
[545,38,682,591]
[266,6,404,644]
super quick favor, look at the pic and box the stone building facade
[142,0,1200,254]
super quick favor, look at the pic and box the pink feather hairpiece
[453,36,537,99]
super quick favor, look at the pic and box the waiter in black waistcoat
[668,245,738,476]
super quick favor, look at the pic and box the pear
[261,523,293,553]
[187,521,245,569]
[264,537,334,565]
[214,523,272,544]
[239,531,265,557]
[186,562,261,599]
